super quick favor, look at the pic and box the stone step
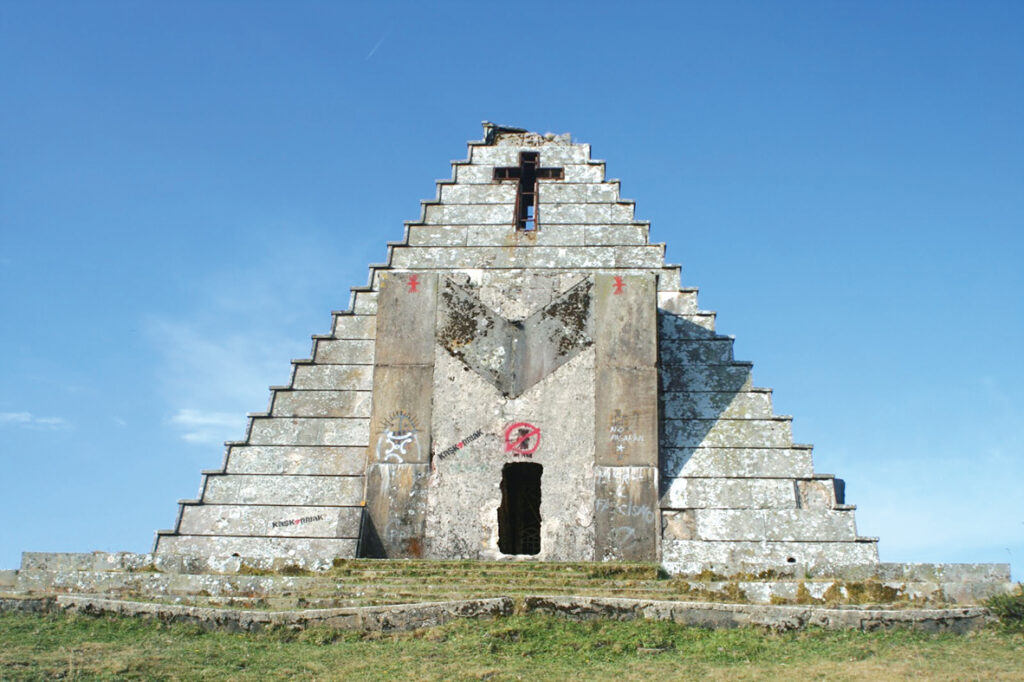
[14,562,1013,607]
[13,569,676,597]
[21,570,1010,609]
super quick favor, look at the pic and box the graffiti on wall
[609,409,644,454]
[504,422,541,457]
[376,411,420,463]
[435,429,484,460]
[595,498,655,523]
[271,514,326,528]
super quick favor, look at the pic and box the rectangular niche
[497,462,542,555]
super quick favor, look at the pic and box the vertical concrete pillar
[363,272,437,558]
[593,273,659,561]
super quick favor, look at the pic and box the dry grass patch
[1,610,1022,680]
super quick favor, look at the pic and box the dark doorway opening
[497,462,542,555]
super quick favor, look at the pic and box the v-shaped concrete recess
[436,276,594,397]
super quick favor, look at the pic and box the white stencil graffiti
[376,411,420,463]
[609,409,644,454]
[382,431,415,461]
[595,498,656,523]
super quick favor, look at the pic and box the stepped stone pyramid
[154,123,880,576]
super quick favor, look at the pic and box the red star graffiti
[613,276,624,294]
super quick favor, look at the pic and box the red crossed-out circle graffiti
[504,422,541,456]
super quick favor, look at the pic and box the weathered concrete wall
[425,270,598,561]
[593,273,659,561]
[364,272,438,558]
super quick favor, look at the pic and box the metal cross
[493,151,564,231]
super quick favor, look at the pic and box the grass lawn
[1,610,1022,680]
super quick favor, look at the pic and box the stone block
[155,535,358,561]
[532,225,586,246]
[657,267,682,292]
[797,479,838,509]
[661,539,879,576]
[613,245,664,268]
[202,474,364,506]
[537,183,588,203]
[247,417,370,447]
[659,364,752,392]
[292,365,373,391]
[332,315,376,339]
[539,183,621,204]
[764,509,857,542]
[468,146,525,165]
[537,204,587,225]
[659,338,734,364]
[270,390,373,419]
[407,226,468,247]
[875,562,1012,583]
[558,164,603,183]
[225,445,367,475]
[660,477,796,509]
[391,246,639,271]
[388,246,504,270]
[657,290,699,315]
[313,340,375,365]
[660,418,792,448]
[363,463,431,558]
[374,272,437,367]
[661,447,814,479]
[466,225,517,246]
[658,311,718,338]
[594,367,658,466]
[466,143,586,166]
[439,184,516,204]
[661,391,772,420]
[586,183,621,202]
[454,164,494,184]
[526,246,615,269]
[353,291,378,315]
[542,204,635,225]
[594,273,657,368]
[584,225,648,246]
[18,552,96,571]
[609,204,637,223]
[463,225,586,247]
[177,505,362,538]
[423,204,511,225]
[594,466,659,561]
[537,145,591,165]
[661,509,856,542]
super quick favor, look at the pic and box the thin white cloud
[0,411,69,430]
[365,32,387,60]
[170,409,245,446]
[144,239,336,448]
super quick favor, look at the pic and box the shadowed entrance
[498,462,542,555]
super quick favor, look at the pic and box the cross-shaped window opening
[494,152,564,231]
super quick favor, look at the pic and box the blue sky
[1,1,1021,577]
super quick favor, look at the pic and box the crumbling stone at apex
[142,124,945,577]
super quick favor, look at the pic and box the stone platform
[1,552,1012,632]
[0,594,994,634]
